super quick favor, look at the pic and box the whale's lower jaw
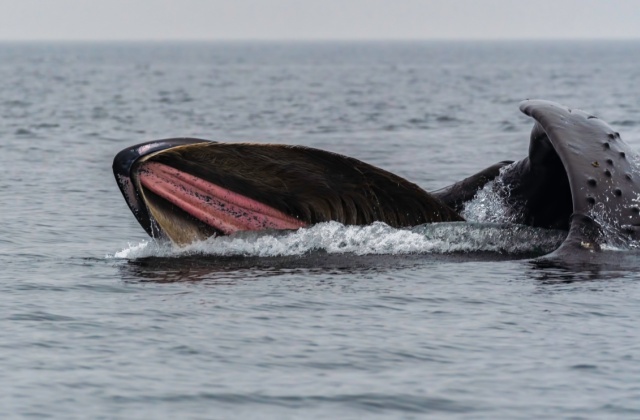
[136,161,307,245]
[138,186,223,244]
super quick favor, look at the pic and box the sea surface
[3,41,640,419]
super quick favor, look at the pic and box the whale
[113,100,640,258]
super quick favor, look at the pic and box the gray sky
[2,0,639,41]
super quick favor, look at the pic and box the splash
[589,199,640,250]
[462,157,640,250]
[580,151,640,249]
[461,164,522,224]
[108,221,565,259]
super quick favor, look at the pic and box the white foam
[108,221,564,259]
[461,164,521,224]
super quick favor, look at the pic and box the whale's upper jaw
[112,138,211,238]
[518,100,640,255]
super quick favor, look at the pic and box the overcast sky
[2,0,639,41]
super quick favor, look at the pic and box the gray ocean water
[3,41,640,419]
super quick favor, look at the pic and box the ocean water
[3,41,640,418]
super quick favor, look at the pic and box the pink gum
[138,162,307,235]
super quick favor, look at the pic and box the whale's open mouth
[113,139,462,245]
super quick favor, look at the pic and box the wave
[109,221,565,259]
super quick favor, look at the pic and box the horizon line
[1,37,640,43]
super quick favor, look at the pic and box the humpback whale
[113,100,640,258]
